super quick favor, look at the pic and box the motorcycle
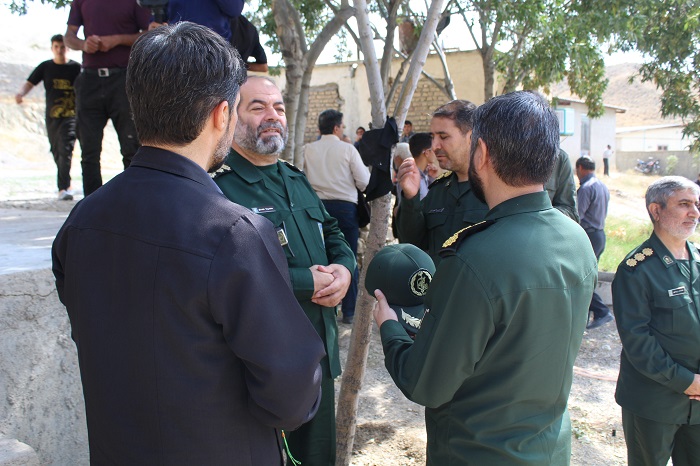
[635,157,661,175]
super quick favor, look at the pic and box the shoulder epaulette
[621,246,655,270]
[281,159,303,173]
[210,163,231,179]
[439,220,495,258]
[428,170,453,189]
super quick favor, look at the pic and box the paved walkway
[0,208,69,275]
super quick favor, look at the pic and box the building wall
[616,150,696,178]
[276,50,486,142]
[558,101,619,170]
[616,126,690,152]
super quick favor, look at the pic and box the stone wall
[0,269,88,465]
[304,83,344,144]
[305,77,449,143]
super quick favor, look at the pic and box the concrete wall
[0,270,88,465]
[615,150,696,178]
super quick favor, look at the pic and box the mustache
[257,121,285,137]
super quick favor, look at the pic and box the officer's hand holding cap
[365,244,436,335]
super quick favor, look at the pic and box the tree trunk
[335,1,445,464]
[273,0,305,162]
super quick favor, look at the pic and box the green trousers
[623,408,700,466]
[286,376,336,466]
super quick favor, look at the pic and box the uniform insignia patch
[624,247,655,270]
[210,164,231,178]
[428,170,453,189]
[409,269,432,297]
[668,286,687,297]
[401,309,423,329]
[439,220,496,258]
[663,255,674,265]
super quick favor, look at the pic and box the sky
[0,2,645,68]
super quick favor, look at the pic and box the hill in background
[551,62,683,128]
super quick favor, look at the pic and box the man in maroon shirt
[64,0,151,196]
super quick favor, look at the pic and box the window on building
[581,115,591,155]
[657,145,669,151]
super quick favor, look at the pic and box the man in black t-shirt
[16,34,81,200]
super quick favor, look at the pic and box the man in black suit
[52,22,325,466]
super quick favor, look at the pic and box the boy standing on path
[16,34,81,200]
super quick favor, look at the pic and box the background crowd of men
[35,1,700,465]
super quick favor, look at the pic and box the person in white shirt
[303,109,370,324]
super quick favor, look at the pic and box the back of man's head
[126,22,246,146]
[471,91,558,187]
[576,156,595,172]
[409,132,432,158]
[318,109,343,135]
[432,100,477,135]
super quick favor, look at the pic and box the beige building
[274,50,487,142]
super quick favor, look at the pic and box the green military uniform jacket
[395,171,488,265]
[213,149,355,378]
[544,149,579,223]
[612,233,700,424]
[381,191,597,465]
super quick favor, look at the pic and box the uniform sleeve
[396,192,428,250]
[548,151,579,223]
[612,266,695,394]
[208,213,325,429]
[349,147,370,192]
[380,255,494,408]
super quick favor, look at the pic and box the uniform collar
[648,232,700,268]
[485,191,552,222]
[130,146,222,193]
[220,148,300,184]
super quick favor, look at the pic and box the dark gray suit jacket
[52,147,324,465]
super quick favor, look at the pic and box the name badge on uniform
[318,222,325,248]
[668,286,687,297]
[428,208,445,213]
[252,206,275,214]
[276,227,289,247]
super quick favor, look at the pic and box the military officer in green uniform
[213,76,354,466]
[612,176,700,466]
[395,101,578,266]
[395,100,488,265]
[373,91,597,465]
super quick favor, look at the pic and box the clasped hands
[310,264,351,307]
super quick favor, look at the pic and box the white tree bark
[335,1,445,465]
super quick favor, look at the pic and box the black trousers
[74,70,140,196]
[603,158,610,176]
[587,229,610,319]
[46,116,77,191]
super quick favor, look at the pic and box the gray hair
[645,176,700,222]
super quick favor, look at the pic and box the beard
[208,119,235,173]
[468,151,486,204]
[235,120,288,156]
